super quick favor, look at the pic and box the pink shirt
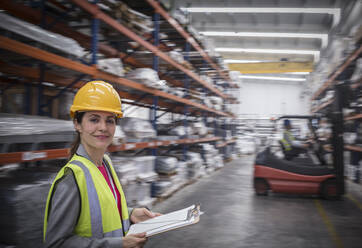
[97,163,122,216]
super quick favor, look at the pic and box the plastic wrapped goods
[211,96,223,105]
[168,50,185,64]
[214,155,224,168]
[351,58,362,81]
[0,168,56,247]
[0,114,75,152]
[132,156,158,182]
[58,92,75,120]
[118,117,156,140]
[136,182,152,207]
[172,9,189,25]
[112,126,126,145]
[126,68,165,89]
[98,58,124,76]
[0,114,74,137]
[0,13,85,57]
[123,181,139,207]
[151,181,172,197]
[111,156,138,184]
[169,125,193,137]
[176,161,188,182]
[155,156,178,174]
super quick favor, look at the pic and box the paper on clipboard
[127,204,203,237]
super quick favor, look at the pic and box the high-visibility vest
[43,153,130,241]
[281,130,295,151]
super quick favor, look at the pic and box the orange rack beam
[70,0,229,100]
[0,148,70,164]
[0,36,232,117]
[312,45,362,100]
[311,99,334,113]
[216,138,237,148]
[345,145,362,152]
[0,60,193,115]
[0,137,222,165]
[145,0,238,89]
[0,0,203,92]
[345,114,362,121]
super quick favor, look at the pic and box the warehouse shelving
[312,44,362,101]
[145,0,238,89]
[0,0,237,105]
[311,99,334,113]
[70,0,232,100]
[310,40,361,194]
[0,36,231,117]
[0,0,238,167]
[312,76,361,114]
[0,136,222,165]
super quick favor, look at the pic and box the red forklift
[253,111,345,200]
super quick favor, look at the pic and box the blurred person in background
[43,81,160,248]
[281,119,311,159]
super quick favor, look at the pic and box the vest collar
[76,144,110,167]
[76,144,93,162]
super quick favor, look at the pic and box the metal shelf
[311,98,334,113]
[145,0,238,89]
[312,44,362,100]
[70,0,230,100]
[345,145,362,152]
[345,114,362,121]
[0,136,223,165]
[0,36,233,117]
[0,0,236,104]
[216,138,237,148]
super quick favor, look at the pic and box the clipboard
[127,204,203,237]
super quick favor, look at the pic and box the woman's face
[75,111,116,151]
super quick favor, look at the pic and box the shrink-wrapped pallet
[155,156,178,174]
[98,58,124,76]
[0,13,85,57]
[0,167,56,247]
[132,156,158,182]
[118,117,156,141]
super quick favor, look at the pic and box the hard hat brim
[70,106,123,119]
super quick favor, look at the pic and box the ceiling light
[200,31,328,48]
[216,47,320,62]
[284,72,310,75]
[239,75,306,81]
[224,59,265,63]
[181,7,340,26]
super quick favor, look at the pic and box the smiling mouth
[94,135,109,140]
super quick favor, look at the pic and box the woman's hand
[130,208,162,224]
[122,233,147,248]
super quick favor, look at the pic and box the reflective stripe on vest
[280,139,292,151]
[282,131,295,151]
[70,160,103,238]
[44,154,130,241]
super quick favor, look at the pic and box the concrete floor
[145,155,362,248]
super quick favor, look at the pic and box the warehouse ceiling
[160,0,361,81]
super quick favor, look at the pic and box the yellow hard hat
[70,81,123,118]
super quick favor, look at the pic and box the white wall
[235,80,310,118]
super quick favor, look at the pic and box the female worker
[43,81,160,248]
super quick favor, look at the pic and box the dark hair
[69,112,85,159]
[283,119,291,127]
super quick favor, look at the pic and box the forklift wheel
[254,178,269,196]
[321,179,339,200]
